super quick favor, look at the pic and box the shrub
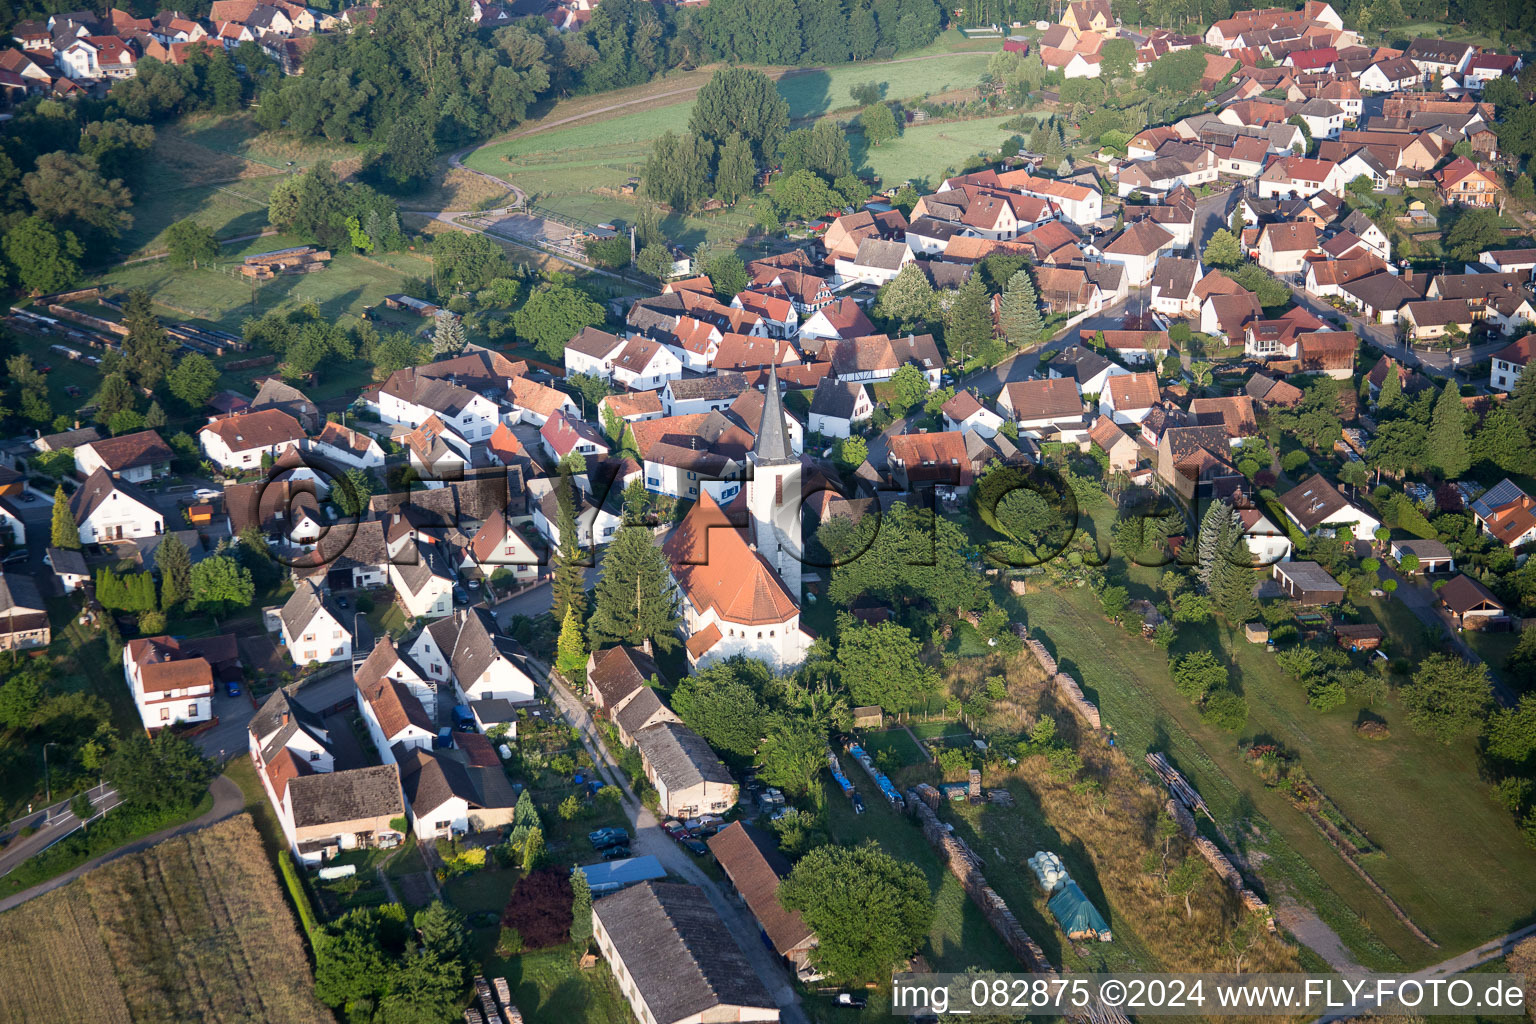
[138,611,167,634]
[500,869,573,951]
[1355,719,1390,740]
[1200,688,1249,731]
[496,927,523,956]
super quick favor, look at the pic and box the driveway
[522,650,809,1024]
[1192,187,1237,253]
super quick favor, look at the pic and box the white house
[68,470,163,544]
[356,649,436,766]
[610,336,684,392]
[941,390,1005,438]
[806,379,872,439]
[1239,506,1293,565]
[1276,473,1381,537]
[465,514,540,587]
[74,430,172,484]
[1099,372,1161,425]
[1295,98,1346,140]
[307,421,386,470]
[997,378,1088,440]
[378,366,500,442]
[122,636,216,731]
[1101,221,1176,288]
[398,746,518,841]
[833,238,913,288]
[564,326,627,380]
[389,543,456,620]
[279,579,353,667]
[445,607,537,704]
[1490,336,1534,392]
[199,409,307,471]
[1257,221,1320,274]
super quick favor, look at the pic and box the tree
[570,867,594,949]
[829,501,984,613]
[587,525,681,652]
[51,486,80,549]
[1485,693,1536,775]
[944,272,993,365]
[1100,37,1135,80]
[768,169,839,222]
[23,151,132,237]
[779,842,933,983]
[836,435,868,468]
[4,216,84,295]
[998,268,1043,348]
[144,401,167,430]
[121,290,175,391]
[382,113,437,190]
[671,663,767,760]
[1402,654,1493,743]
[1172,651,1227,702]
[1376,361,1403,413]
[699,251,748,300]
[760,715,828,795]
[513,282,606,360]
[636,243,675,281]
[333,467,374,517]
[431,311,467,357]
[164,219,220,269]
[1445,208,1505,262]
[1470,407,1536,475]
[313,908,393,1010]
[1427,383,1471,479]
[714,132,756,205]
[109,729,215,809]
[835,615,939,714]
[888,363,929,415]
[861,102,898,146]
[688,68,788,167]
[1202,228,1243,269]
[156,532,192,611]
[0,670,43,731]
[873,263,935,331]
[556,605,587,682]
[550,476,588,623]
[189,555,255,616]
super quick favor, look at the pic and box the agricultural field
[1006,580,1536,970]
[0,815,330,1024]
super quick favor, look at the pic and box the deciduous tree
[779,842,933,983]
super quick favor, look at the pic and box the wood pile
[907,791,1052,973]
[241,246,331,278]
[46,304,127,337]
[1015,625,1103,731]
[1145,752,1213,822]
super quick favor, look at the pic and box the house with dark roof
[251,377,321,433]
[1276,473,1380,536]
[1046,344,1129,395]
[587,645,667,711]
[423,607,537,705]
[998,378,1087,440]
[279,577,353,666]
[355,638,436,766]
[68,469,164,544]
[74,429,172,483]
[941,390,1005,438]
[284,765,406,865]
[398,745,519,841]
[613,686,683,748]
[634,720,738,818]
[1155,425,1240,503]
[1389,537,1454,574]
[1489,334,1535,392]
[388,540,456,620]
[806,379,872,439]
[709,822,817,974]
[593,881,779,1024]
[44,546,88,593]
[0,571,49,651]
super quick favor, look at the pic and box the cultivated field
[0,815,331,1024]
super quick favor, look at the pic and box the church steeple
[753,364,795,464]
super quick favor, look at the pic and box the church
[663,366,815,669]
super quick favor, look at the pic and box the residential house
[441,607,537,704]
[1150,258,1204,317]
[1098,330,1170,366]
[586,645,666,714]
[279,765,406,866]
[45,547,88,593]
[123,635,219,730]
[0,572,49,651]
[1256,221,1320,274]
[885,431,976,490]
[610,336,683,391]
[564,326,626,380]
[1088,415,1141,473]
[465,514,539,587]
[308,421,386,470]
[68,469,163,543]
[998,378,1087,440]
[1276,473,1381,536]
[1404,37,1474,81]
[806,379,872,439]
[799,297,877,342]
[541,410,610,464]
[1156,425,1241,502]
[1295,97,1346,139]
[1100,371,1161,425]
[1389,538,1455,574]
[1400,298,1476,341]
[403,415,470,482]
[1471,478,1536,547]
[599,390,664,425]
[1200,290,1264,342]
[1360,55,1420,92]
[389,543,456,620]
[1258,156,1347,198]
[1101,221,1177,287]
[355,642,436,766]
[1046,344,1129,396]
[74,430,172,483]
[199,409,307,470]
[941,390,1005,438]
[1238,505,1293,565]
[378,366,501,441]
[1489,334,1534,391]
[280,578,353,666]
[1435,156,1501,207]
[397,746,519,841]
[251,378,321,433]
[833,237,913,287]
[592,881,779,1024]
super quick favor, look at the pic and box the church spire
[753,363,794,464]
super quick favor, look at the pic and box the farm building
[575,854,666,895]
[708,823,817,975]
[1272,561,1344,606]
[383,294,441,317]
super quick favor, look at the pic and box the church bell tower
[746,364,802,598]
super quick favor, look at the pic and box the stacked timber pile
[907,790,1052,973]
[241,246,331,278]
[1014,624,1103,731]
[1155,766,1275,930]
[1145,752,1213,821]
[46,304,127,337]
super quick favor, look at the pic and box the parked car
[835,994,867,1009]
[601,845,631,860]
[192,487,222,502]
[225,679,240,697]
[334,594,349,610]
[588,827,628,849]
[852,793,865,815]
[452,585,470,605]
[681,838,709,856]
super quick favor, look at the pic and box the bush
[1281,450,1310,473]
[500,870,573,951]
[496,927,523,956]
[1200,688,1249,731]
[138,610,167,634]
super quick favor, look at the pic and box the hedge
[278,850,321,944]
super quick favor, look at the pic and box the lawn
[854,113,1037,188]
[1007,581,1536,969]
[822,770,1021,975]
[484,946,632,1024]
[0,815,330,1024]
[861,727,930,767]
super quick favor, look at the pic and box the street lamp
[42,741,60,806]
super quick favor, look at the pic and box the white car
[193,487,223,502]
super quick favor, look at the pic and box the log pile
[1015,625,1103,731]
[1145,752,1213,822]
[241,246,331,278]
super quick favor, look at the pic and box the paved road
[522,651,810,1024]
[0,775,244,913]
[1284,283,1511,378]
[1192,186,1237,254]
[0,782,120,877]
[1310,921,1536,1023]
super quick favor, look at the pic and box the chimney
[281,712,289,727]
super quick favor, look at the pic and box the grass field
[1006,581,1536,969]
[0,815,330,1024]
